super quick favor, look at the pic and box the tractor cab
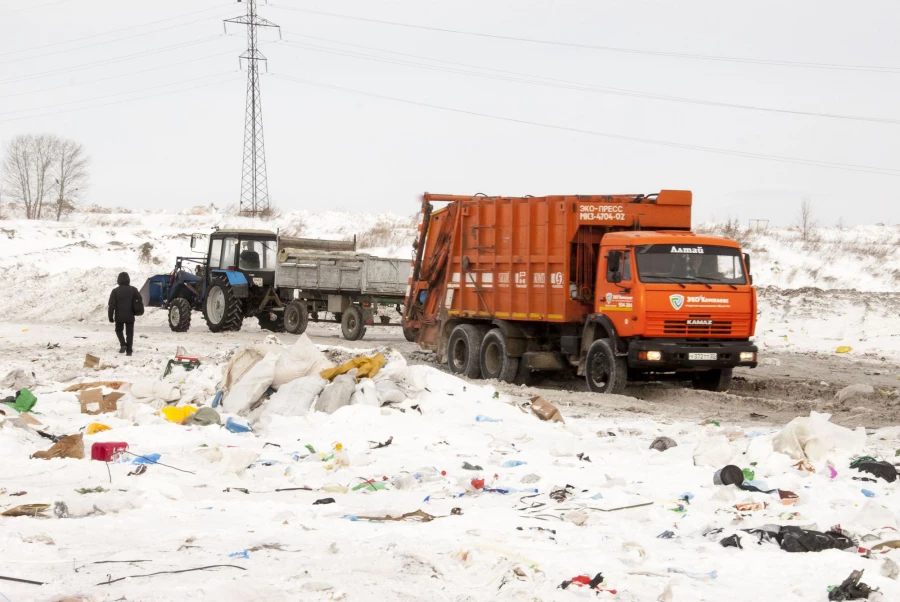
[205,229,278,289]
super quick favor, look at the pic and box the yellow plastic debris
[320,353,386,381]
[159,405,198,424]
[835,346,852,354]
[86,423,111,435]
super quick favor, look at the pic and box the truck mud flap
[521,351,568,372]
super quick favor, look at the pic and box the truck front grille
[646,313,751,337]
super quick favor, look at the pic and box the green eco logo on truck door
[669,294,685,310]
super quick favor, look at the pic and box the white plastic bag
[350,378,380,407]
[272,334,335,389]
[375,379,406,405]
[692,436,736,468]
[772,411,865,462]
[222,352,279,414]
[315,370,356,414]
[219,345,269,393]
[130,380,181,403]
[263,376,326,417]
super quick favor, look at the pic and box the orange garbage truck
[402,191,758,394]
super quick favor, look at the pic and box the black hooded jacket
[108,272,141,323]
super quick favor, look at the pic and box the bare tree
[52,138,89,220]
[1,134,58,219]
[798,198,817,241]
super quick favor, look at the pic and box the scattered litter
[734,502,767,512]
[79,388,122,415]
[369,436,393,449]
[2,504,50,517]
[2,388,37,413]
[462,462,483,471]
[773,411,865,462]
[320,353,385,381]
[882,558,899,581]
[225,416,252,433]
[86,423,111,435]
[91,441,128,462]
[75,486,107,495]
[32,433,84,460]
[713,465,744,486]
[650,436,677,452]
[183,407,221,426]
[828,569,876,601]
[96,564,246,586]
[851,457,897,483]
[353,509,455,523]
[160,405,198,424]
[83,353,101,369]
[836,384,875,403]
[720,534,742,549]
[475,415,502,423]
[861,489,875,498]
[529,396,564,423]
[835,346,853,354]
[313,498,335,505]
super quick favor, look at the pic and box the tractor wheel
[284,301,309,335]
[203,275,243,332]
[257,312,285,332]
[341,305,366,341]
[693,368,734,392]
[585,338,627,394]
[479,329,519,383]
[168,298,192,333]
[447,324,485,379]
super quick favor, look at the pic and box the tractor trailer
[143,228,408,340]
[403,191,758,393]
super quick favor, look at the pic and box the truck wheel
[447,324,485,379]
[203,275,243,332]
[585,338,627,394]
[341,306,366,340]
[258,313,285,332]
[480,329,519,383]
[168,297,192,333]
[402,324,419,343]
[693,368,733,392]
[284,301,309,335]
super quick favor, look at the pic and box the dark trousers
[115,321,134,352]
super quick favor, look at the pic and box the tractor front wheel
[168,297,192,332]
[203,275,243,332]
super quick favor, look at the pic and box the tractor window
[209,239,222,268]
[219,237,238,269]
[239,240,277,270]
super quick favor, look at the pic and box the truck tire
[203,275,243,333]
[341,305,366,341]
[447,324,485,379]
[258,313,285,332]
[585,338,627,394]
[693,368,733,392]
[402,324,419,343]
[480,329,519,383]
[168,297,192,333]
[284,301,309,335]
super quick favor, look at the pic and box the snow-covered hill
[1,211,898,359]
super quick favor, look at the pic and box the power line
[0,72,237,117]
[0,10,235,67]
[280,34,900,126]
[0,35,227,85]
[0,48,242,100]
[268,73,900,177]
[269,4,900,74]
[0,75,241,123]
[0,3,230,57]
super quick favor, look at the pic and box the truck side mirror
[190,235,198,251]
[608,251,622,283]
[744,253,753,285]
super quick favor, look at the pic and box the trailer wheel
[585,338,627,394]
[480,329,519,383]
[341,306,366,341]
[693,368,733,392]
[447,324,485,379]
[284,301,309,335]
[203,275,243,332]
[168,297,192,333]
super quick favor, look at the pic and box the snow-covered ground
[1,210,899,601]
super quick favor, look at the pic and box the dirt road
[2,318,898,428]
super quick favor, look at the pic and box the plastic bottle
[862,489,876,498]
[502,460,527,468]
[225,417,252,433]
[413,467,445,484]
[476,415,502,423]
[332,442,350,467]
[392,473,416,490]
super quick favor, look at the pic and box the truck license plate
[689,353,717,361]
[252,277,263,286]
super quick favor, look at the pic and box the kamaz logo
[687,320,713,325]
[671,246,703,253]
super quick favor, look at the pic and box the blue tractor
[142,228,284,333]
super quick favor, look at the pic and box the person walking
[108,272,143,356]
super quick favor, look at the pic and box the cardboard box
[79,389,121,415]
[84,354,100,369]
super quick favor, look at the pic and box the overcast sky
[1,0,898,225]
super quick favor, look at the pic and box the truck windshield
[635,244,747,285]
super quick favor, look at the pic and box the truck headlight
[740,352,756,362]
[639,351,662,361]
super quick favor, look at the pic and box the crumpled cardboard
[530,396,564,423]
[79,389,123,415]
[32,433,84,460]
